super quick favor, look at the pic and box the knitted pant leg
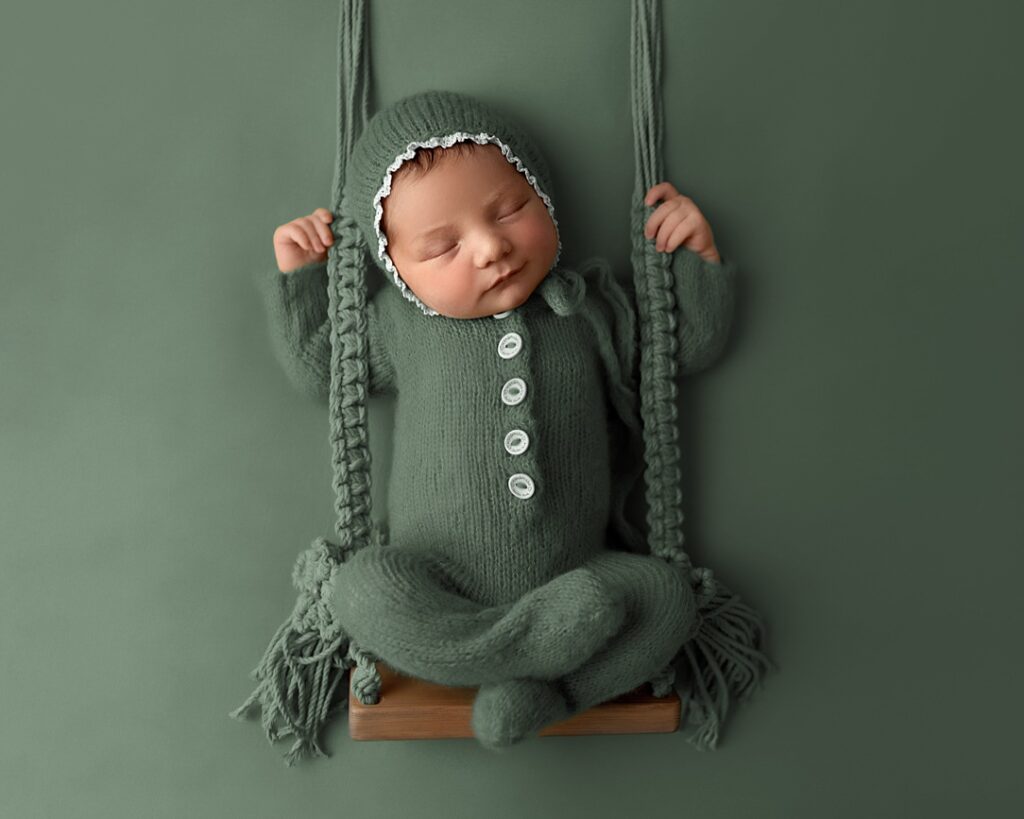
[469,550,697,749]
[557,550,698,713]
[326,544,626,687]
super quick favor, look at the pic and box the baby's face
[382,144,559,318]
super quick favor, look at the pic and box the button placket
[495,312,537,502]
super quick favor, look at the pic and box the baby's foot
[471,678,573,751]
[511,567,626,679]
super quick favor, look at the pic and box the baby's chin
[488,280,534,309]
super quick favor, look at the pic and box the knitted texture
[260,250,736,606]
[257,247,736,580]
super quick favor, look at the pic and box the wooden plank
[349,663,681,741]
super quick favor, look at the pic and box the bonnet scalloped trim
[371,131,563,317]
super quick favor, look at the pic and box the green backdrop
[2,0,1021,816]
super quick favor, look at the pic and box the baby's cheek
[520,215,559,262]
[426,268,483,315]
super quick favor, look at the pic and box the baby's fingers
[644,181,680,207]
[643,197,684,241]
[280,222,316,252]
[660,216,699,254]
[307,215,335,248]
[294,217,326,251]
[295,218,329,253]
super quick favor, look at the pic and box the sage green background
[2,0,1021,816]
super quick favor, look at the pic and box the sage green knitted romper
[260,90,738,747]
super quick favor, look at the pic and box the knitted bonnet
[342,90,563,316]
[232,0,772,767]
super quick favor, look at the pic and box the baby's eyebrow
[413,182,521,242]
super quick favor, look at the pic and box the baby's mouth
[490,263,525,289]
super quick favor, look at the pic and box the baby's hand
[643,182,721,263]
[273,208,336,273]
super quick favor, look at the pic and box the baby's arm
[643,183,737,375]
[256,210,397,402]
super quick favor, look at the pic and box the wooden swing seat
[349,663,682,740]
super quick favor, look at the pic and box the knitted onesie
[258,91,738,747]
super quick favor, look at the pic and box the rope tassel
[675,570,775,750]
[229,537,356,766]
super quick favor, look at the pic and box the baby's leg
[471,551,697,749]
[326,545,627,687]
[558,550,698,710]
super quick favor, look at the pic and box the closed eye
[498,200,528,220]
[423,244,457,261]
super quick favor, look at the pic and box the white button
[508,473,535,499]
[497,332,523,359]
[504,429,530,455]
[500,377,527,406]
[492,310,512,319]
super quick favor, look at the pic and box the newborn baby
[261,91,736,749]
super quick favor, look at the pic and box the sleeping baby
[260,90,737,749]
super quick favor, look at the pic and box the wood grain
[349,663,682,741]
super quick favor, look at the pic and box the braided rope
[327,0,373,552]
[629,0,690,570]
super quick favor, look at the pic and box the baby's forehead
[383,148,534,227]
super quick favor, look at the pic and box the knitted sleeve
[620,248,738,377]
[255,259,397,402]
[614,247,737,376]
[668,247,738,375]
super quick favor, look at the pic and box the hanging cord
[326,0,373,555]
[325,0,384,713]
[230,0,382,766]
[630,0,682,564]
[629,0,774,749]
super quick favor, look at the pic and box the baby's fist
[643,182,720,263]
[273,208,336,274]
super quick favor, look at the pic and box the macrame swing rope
[228,0,379,766]
[231,0,772,766]
[628,0,773,750]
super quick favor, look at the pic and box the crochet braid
[326,0,372,557]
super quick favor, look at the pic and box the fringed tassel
[675,567,775,750]
[230,536,354,766]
